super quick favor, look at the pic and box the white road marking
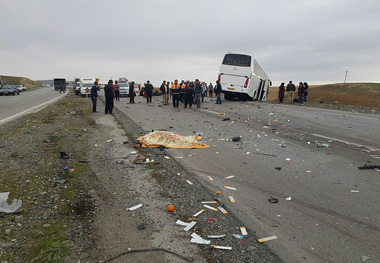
[0,91,68,125]
[311,133,380,152]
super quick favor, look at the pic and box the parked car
[16,85,27,92]
[0,85,20,96]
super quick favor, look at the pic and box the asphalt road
[105,94,379,262]
[0,87,67,125]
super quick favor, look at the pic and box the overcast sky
[1,0,379,86]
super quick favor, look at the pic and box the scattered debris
[207,234,225,239]
[0,192,22,213]
[361,255,371,262]
[232,234,244,239]
[355,223,368,228]
[127,204,143,211]
[268,197,279,203]
[229,196,236,203]
[167,204,175,212]
[176,220,196,231]
[358,164,380,170]
[218,207,228,214]
[207,176,213,181]
[251,152,277,157]
[137,224,145,230]
[247,246,256,252]
[225,175,235,179]
[203,205,218,211]
[211,245,232,250]
[224,186,236,190]
[231,136,241,142]
[315,142,330,147]
[351,190,359,193]
[285,197,292,201]
[258,235,278,243]
[193,209,204,217]
[221,118,230,121]
[53,179,66,184]
[186,180,193,185]
[191,233,210,244]
[60,151,69,159]
[201,201,217,204]
[275,167,281,170]
[240,227,248,235]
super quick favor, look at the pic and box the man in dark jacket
[194,79,203,108]
[215,80,222,104]
[129,82,135,104]
[104,80,115,114]
[286,81,296,103]
[145,80,154,103]
[160,81,167,105]
[91,81,98,112]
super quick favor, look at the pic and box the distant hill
[267,83,380,108]
[0,75,41,89]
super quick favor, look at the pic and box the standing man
[129,81,135,104]
[104,80,115,114]
[166,81,170,105]
[160,81,167,105]
[170,79,180,108]
[286,81,296,104]
[215,80,222,104]
[59,84,65,93]
[208,83,213,98]
[201,81,207,102]
[145,80,153,103]
[91,81,98,112]
[278,82,285,103]
[298,82,305,105]
[303,82,309,103]
[194,79,202,108]
[114,81,120,101]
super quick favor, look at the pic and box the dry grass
[0,75,41,88]
[267,83,380,107]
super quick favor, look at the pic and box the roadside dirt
[0,92,282,263]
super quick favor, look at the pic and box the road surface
[0,88,67,125]
[104,94,379,262]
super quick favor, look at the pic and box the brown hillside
[0,75,41,89]
[267,83,380,108]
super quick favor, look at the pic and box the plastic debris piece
[355,223,368,228]
[211,245,232,250]
[305,171,312,173]
[174,156,183,159]
[201,201,217,204]
[106,139,112,143]
[127,204,143,211]
[232,234,244,239]
[191,233,210,244]
[0,192,22,213]
[137,224,145,230]
[361,255,371,262]
[258,236,278,243]
[268,197,278,203]
[221,117,230,121]
[164,156,170,159]
[184,221,197,231]
[351,190,359,193]
[240,227,248,235]
[231,136,241,142]
[176,220,189,226]
[208,218,216,222]
[275,167,281,170]
[358,164,380,170]
[203,205,218,211]
[193,209,205,217]
[225,175,235,179]
[207,234,225,239]
[63,166,69,170]
[60,151,69,159]
[53,179,66,184]
[224,186,236,190]
[246,152,250,155]
[207,176,213,181]
[285,197,292,201]
[218,207,228,214]
[285,158,291,161]
[229,196,236,203]
[186,180,193,185]
[196,132,204,137]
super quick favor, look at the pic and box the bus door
[255,79,264,100]
[258,80,266,101]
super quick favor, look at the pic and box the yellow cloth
[138,131,210,149]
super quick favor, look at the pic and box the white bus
[218,53,271,101]
[79,78,96,97]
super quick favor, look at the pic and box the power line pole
[344,69,348,86]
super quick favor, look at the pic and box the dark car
[0,85,20,96]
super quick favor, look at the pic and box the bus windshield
[222,54,251,67]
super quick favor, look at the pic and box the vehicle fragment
[211,245,232,250]
[127,204,143,211]
[191,233,210,244]
[0,192,22,213]
[258,235,278,243]
[268,197,278,203]
[240,227,248,235]
[203,205,218,211]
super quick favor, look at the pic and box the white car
[118,82,130,96]
[16,85,27,92]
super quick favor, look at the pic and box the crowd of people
[278,81,309,105]
[159,79,222,108]
[89,79,222,114]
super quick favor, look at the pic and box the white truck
[79,78,95,97]
[218,52,271,101]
